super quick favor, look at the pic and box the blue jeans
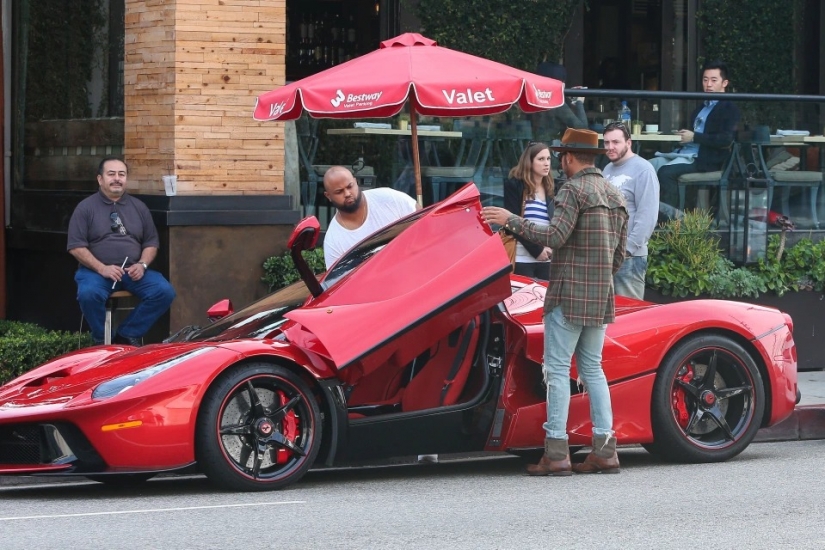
[75,266,176,341]
[542,306,613,440]
[613,255,647,300]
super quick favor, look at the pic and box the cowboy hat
[550,128,606,154]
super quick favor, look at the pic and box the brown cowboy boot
[573,433,620,474]
[525,438,572,476]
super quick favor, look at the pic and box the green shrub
[647,211,825,299]
[262,248,325,292]
[646,210,729,297]
[749,235,825,296]
[0,320,94,385]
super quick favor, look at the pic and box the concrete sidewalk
[755,368,825,442]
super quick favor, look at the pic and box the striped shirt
[516,198,550,263]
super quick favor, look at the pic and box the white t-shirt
[323,187,417,269]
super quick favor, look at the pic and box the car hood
[285,184,513,368]
[0,342,215,407]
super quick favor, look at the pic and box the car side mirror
[288,216,321,249]
[287,216,323,298]
[207,299,233,322]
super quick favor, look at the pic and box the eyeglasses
[110,212,127,235]
[603,121,630,139]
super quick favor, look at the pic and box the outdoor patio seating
[676,142,739,222]
[740,139,822,229]
[421,118,494,203]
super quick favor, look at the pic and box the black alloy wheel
[196,363,322,491]
[645,334,765,463]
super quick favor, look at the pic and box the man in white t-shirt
[601,122,659,300]
[322,166,418,270]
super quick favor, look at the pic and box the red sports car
[0,184,799,491]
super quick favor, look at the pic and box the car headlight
[92,348,211,400]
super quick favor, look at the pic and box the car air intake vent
[0,425,44,465]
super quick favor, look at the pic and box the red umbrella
[254,33,566,205]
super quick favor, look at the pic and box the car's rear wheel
[646,334,764,463]
[196,363,322,491]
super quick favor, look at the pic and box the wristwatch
[140,262,148,270]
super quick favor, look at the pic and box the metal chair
[676,142,740,224]
[104,290,138,345]
[421,118,493,203]
[740,139,822,229]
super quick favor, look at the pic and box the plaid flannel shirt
[504,167,628,326]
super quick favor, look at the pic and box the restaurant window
[285,0,387,83]
[12,0,124,192]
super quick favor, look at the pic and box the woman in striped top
[502,141,555,280]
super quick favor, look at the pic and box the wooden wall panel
[124,0,286,196]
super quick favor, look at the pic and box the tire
[646,334,764,463]
[86,473,156,485]
[196,363,322,491]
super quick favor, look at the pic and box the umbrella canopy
[254,33,566,203]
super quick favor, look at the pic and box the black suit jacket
[503,177,554,259]
[690,99,740,172]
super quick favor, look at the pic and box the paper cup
[163,175,177,196]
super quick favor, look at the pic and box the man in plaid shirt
[482,128,628,476]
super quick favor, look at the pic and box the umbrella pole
[409,104,423,207]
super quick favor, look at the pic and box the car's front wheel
[646,334,765,463]
[196,363,322,491]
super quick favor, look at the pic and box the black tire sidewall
[649,334,765,463]
[196,362,322,491]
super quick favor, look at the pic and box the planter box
[644,288,823,372]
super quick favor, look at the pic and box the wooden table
[627,133,682,143]
[327,128,462,138]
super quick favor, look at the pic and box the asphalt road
[1,441,824,550]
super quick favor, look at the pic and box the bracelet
[140,262,148,270]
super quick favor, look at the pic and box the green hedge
[0,320,93,385]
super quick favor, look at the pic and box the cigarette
[112,256,129,289]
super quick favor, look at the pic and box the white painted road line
[0,501,306,522]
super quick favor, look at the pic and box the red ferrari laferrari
[0,184,799,491]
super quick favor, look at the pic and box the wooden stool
[105,290,137,345]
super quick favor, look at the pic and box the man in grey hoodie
[601,121,660,300]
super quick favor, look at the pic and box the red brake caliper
[671,364,694,428]
[276,390,299,464]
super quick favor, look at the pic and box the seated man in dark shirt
[67,157,176,346]
[656,60,740,206]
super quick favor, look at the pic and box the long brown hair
[507,141,554,200]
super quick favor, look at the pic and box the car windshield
[183,204,432,342]
[322,205,432,288]
[185,281,311,341]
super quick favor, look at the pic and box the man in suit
[481,129,628,476]
[657,60,740,206]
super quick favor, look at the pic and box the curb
[754,405,825,442]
